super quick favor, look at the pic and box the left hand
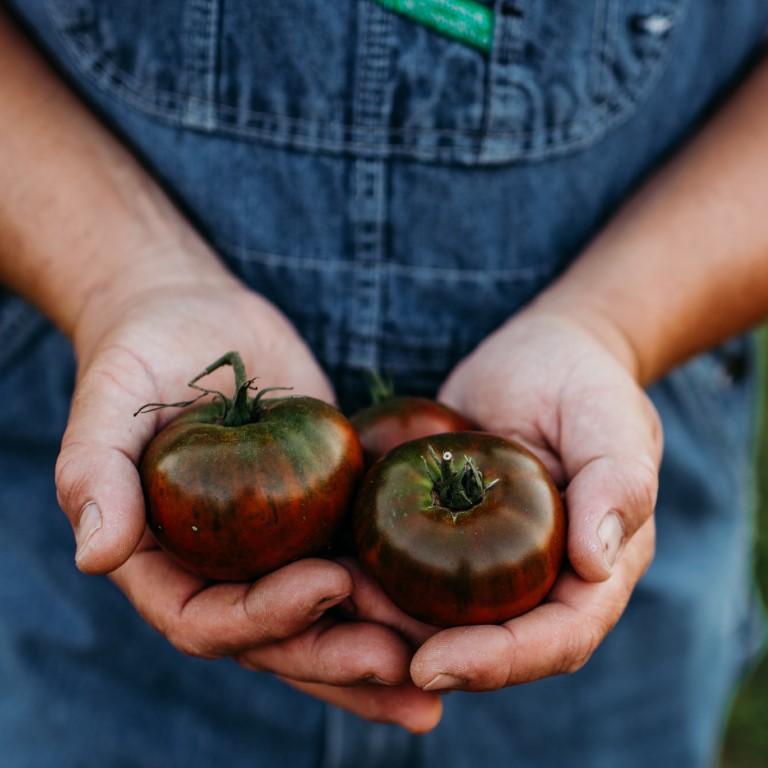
[348,308,662,692]
[56,274,442,732]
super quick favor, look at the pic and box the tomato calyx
[133,350,292,427]
[423,445,499,516]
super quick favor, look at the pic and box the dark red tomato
[354,432,565,626]
[351,396,474,467]
[141,397,362,581]
[138,353,363,581]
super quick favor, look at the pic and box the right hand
[55,267,442,733]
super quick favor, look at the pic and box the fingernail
[598,511,625,570]
[359,674,398,686]
[313,593,349,615]
[75,502,102,564]
[422,673,467,692]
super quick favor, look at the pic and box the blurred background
[722,327,768,767]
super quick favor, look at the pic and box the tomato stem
[423,446,498,512]
[366,370,395,404]
[185,351,250,426]
[190,351,248,393]
[250,386,294,420]
[133,351,292,426]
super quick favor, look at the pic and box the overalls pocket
[47,0,687,165]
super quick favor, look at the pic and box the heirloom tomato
[138,352,363,581]
[350,374,473,466]
[354,432,565,626]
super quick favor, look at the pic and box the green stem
[366,370,395,405]
[250,386,294,420]
[186,351,250,426]
[134,351,291,427]
[423,446,498,512]
[188,351,247,393]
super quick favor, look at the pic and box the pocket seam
[46,0,687,163]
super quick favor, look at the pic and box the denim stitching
[204,0,219,118]
[482,0,527,157]
[46,0,688,163]
[181,0,218,129]
[600,0,620,102]
[219,242,549,283]
[590,0,607,101]
[52,54,676,165]
[37,55,663,162]
[65,56,676,161]
[606,0,620,94]
[344,1,395,372]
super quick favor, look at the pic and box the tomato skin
[140,397,363,581]
[351,396,474,467]
[354,432,565,626]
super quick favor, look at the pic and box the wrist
[71,239,241,362]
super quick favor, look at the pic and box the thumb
[55,354,157,574]
[557,378,663,583]
[566,452,660,582]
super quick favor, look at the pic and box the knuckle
[163,626,191,656]
[164,624,213,660]
[560,645,592,675]
[642,396,664,454]
[54,445,89,517]
[241,586,276,629]
[559,619,605,675]
[621,458,658,524]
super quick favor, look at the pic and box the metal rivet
[632,13,675,36]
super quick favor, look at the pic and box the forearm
[0,10,233,342]
[533,54,768,385]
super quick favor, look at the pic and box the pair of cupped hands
[56,269,661,734]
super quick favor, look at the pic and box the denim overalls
[2,2,767,766]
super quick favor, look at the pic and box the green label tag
[373,0,494,52]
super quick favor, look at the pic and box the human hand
[54,266,441,731]
[349,310,662,691]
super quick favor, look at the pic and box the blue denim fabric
[1,1,767,766]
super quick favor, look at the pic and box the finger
[561,387,662,581]
[237,617,416,685]
[336,558,438,647]
[56,346,163,573]
[111,551,352,658]
[281,678,443,734]
[410,519,654,691]
[565,453,658,581]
